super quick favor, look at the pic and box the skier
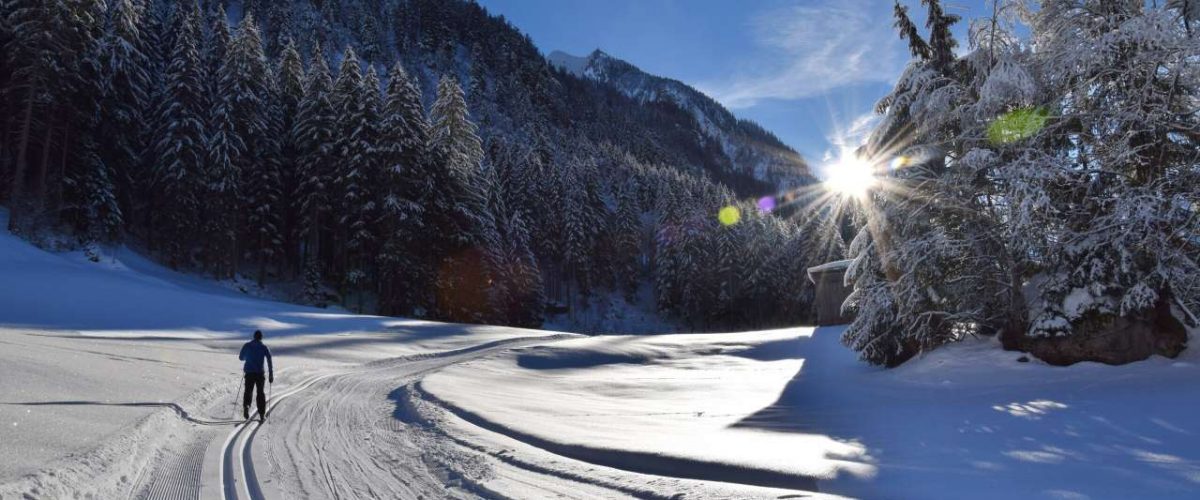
[239,329,274,421]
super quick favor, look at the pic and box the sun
[822,152,878,200]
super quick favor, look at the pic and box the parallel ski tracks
[219,373,338,500]
[216,335,575,500]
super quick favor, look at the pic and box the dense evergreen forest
[0,0,835,331]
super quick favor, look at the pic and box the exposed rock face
[1015,298,1188,366]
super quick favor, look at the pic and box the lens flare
[757,196,776,213]
[988,107,1049,145]
[718,206,741,226]
[822,152,878,200]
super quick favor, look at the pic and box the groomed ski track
[210,336,574,500]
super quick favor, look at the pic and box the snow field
[423,326,1200,499]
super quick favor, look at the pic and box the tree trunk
[865,209,902,282]
[8,91,35,231]
[29,115,55,225]
[53,121,71,222]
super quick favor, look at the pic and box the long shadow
[2,401,242,426]
[730,327,865,434]
[724,337,808,362]
[515,348,649,369]
[729,363,822,433]
[513,334,813,371]
[405,382,821,492]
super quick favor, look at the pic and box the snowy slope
[0,208,452,340]
[423,325,1200,499]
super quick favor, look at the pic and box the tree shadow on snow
[729,326,870,434]
[1,400,243,425]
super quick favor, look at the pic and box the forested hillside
[549,49,810,193]
[0,0,832,331]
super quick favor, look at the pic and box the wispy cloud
[822,111,880,162]
[701,0,906,109]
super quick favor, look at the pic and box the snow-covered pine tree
[351,65,385,311]
[711,208,743,326]
[139,0,174,76]
[841,0,1015,366]
[3,0,99,231]
[561,157,599,302]
[292,41,335,276]
[526,137,565,294]
[275,39,305,273]
[205,46,242,278]
[227,13,282,285]
[843,0,1198,366]
[475,141,546,327]
[428,75,491,321]
[302,254,325,307]
[504,209,546,327]
[998,0,1198,364]
[65,133,123,248]
[0,0,10,197]
[203,3,230,113]
[478,158,512,323]
[132,1,176,228]
[677,217,718,330]
[770,221,815,324]
[330,47,377,308]
[612,177,642,301]
[923,0,960,71]
[736,213,782,327]
[151,5,206,268]
[376,62,432,316]
[87,0,149,235]
[429,75,485,183]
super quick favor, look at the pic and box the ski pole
[234,373,244,420]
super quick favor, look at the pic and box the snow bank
[424,326,1200,498]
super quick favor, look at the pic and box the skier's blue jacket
[239,339,273,375]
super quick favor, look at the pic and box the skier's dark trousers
[239,330,274,420]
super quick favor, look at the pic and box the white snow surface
[0,210,824,499]
[3,207,1199,499]
[424,326,1200,499]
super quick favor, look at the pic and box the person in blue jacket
[239,330,274,421]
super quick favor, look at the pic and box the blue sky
[476,0,992,168]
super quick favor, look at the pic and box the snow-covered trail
[252,337,561,499]
[220,371,341,500]
[231,334,810,500]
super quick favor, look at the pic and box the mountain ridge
[548,48,812,189]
